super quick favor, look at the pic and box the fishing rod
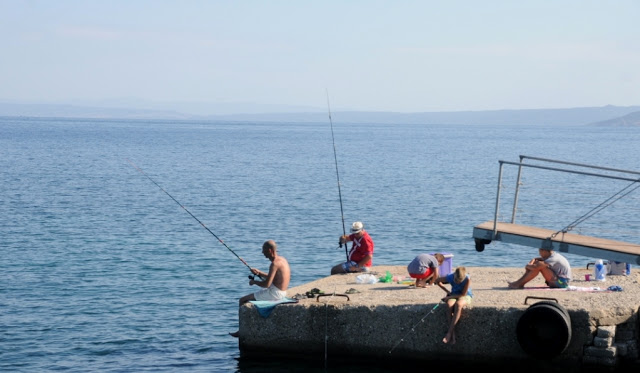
[126,159,263,280]
[326,90,348,261]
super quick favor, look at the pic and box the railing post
[493,161,505,237]
[511,155,525,223]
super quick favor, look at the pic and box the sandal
[305,288,325,298]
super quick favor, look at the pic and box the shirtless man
[230,240,290,337]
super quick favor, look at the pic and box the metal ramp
[472,156,640,265]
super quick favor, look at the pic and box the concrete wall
[236,266,640,368]
[238,303,598,364]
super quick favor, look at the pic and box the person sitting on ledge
[435,266,473,345]
[230,240,290,338]
[331,221,374,274]
[507,247,572,289]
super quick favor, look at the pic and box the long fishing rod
[126,159,263,280]
[326,90,348,261]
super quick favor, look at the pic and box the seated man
[230,240,290,337]
[331,221,374,274]
[507,248,572,289]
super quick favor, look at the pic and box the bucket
[430,252,454,276]
[516,301,572,359]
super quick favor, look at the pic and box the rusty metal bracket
[317,293,350,302]
[524,296,559,305]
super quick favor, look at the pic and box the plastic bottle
[595,259,606,281]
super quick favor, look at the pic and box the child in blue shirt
[435,266,473,345]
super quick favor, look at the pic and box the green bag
[379,270,393,283]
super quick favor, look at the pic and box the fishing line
[321,287,338,369]
[324,299,329,368]
[326,90,348,261]
[126,159,263,280]
[388,300,444,354]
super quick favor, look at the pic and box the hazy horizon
[2,98,639,117]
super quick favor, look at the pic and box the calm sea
[1,116,639,372]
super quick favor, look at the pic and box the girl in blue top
[436,266,473,345]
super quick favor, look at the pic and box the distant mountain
[203,105,640,126]
[588,110,640,126]
[1,101,639,126]
[0,102,191,120]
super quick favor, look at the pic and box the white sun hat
[350,221,364,233]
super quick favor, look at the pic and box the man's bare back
[270,255,290,291]
[230,240,291,338]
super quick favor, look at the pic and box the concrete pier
[236,265,640,370]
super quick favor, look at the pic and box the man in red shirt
[331,221,374,274]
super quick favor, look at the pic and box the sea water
[1,116,639,372]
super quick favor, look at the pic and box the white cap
[350,221,364,234]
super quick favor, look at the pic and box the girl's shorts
[409,267,434,279]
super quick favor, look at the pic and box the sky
[1,1,639,114]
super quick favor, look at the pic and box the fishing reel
[248,274,255,280]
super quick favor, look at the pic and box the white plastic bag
[356,274,378,284]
